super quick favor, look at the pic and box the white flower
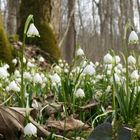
[24,123,37,136]
[12,59,17,65]
[27,62,35,68]
[75,88,85,98]
[51,73,61,84]
[115,56,121,64]
[105,64,112,70]
[83,65,95,75]
[111,73,120,84]
[0,67,9,79]
[23,57,26,63]
[131,70,139,81]
[54,65,62,73]
[116,64,123,70]
[14,70,21,77]
[103,53,113,64]
[76,48,84,56]
[27,23,40,37]
[3,64,9,70]
[128,31,139,44]
[128,55,136,65]
[33,73,43,84]
[24,72,32,81]
[7,81,20,92]
[38,56,45,62]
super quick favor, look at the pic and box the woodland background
[0,0,140,63]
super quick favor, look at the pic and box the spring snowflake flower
[14,70,21,77]
[76,48,84,56]
[24,72,32,81]
[103,53,113,64]
[51,73,61,84]
[27,62,35,68]
[128,55,136,65]
[33,73,43,84]
[27,23,40,37]
[24,123,37,137]
[12,58,18,65]
[128,31,139,45]
[131,70,139,81]
[3,64,9,70]
[0,67,9,79]
[75,88,85,98]
[83,64,95,75]
[38,56,45,62]
[115,55,121,64]
[7,81,20,92]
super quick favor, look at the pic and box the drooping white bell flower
[0,67,9,79]
[24,123,37,137]
[76,48,84,56]
[131,70,139,81]
[83,64,95,75]
[74,88,85,98]
[12,58,18,65]
[26,23,40,37]
[51,73,61,84]
[128,55,136,65]
[24,72,32,81]
[7,81,20,92]
[115,55,121,64]
[103,53,113,64]
[128,31,139,44]
[27,62,35,68]
[33,73,43,84]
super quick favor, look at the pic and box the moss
[18,0,60,62]
[0,14,14,71]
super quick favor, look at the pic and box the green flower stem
[21,34,26,107]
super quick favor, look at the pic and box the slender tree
[64,0,76,63]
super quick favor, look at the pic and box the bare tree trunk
[7,0,19,35]
[64,0,76,63]
[50,0,61,41]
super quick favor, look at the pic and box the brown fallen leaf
[46,115,90,131]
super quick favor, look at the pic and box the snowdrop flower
[95,61,99,67]
[33,73,43,84]
[23,57,26,63]
[14,70,21,77]
[105,64,112,70]
[76,48,84,56]
[27,62,35,68]
[54,65,62,73]
[27,23,40,37]
[131,70,139,81]
[74,88,85,98]
[106,85,111,93]
[51,73,61,84]
[12,58,17,65]
[111,73,120,84]
[128,31,139,45]
[116,63,123,70]
[115,55,121,64]
[24,123,37,136]
[83,64,95,75]
[24,72,32,81]
[128,55,136,65]
[3,64,9,70]
[0,67,9,79]
[7,81,20,92]
[103,53,113,64]
[107,70,111,75]
[38,56,45,62]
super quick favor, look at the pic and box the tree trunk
[18,0,61,62]
[50,0,61,41]
[7,0,19,35]
[64,0,76,64]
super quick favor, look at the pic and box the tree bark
[64,0,76,64]
[7,0,20,35]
